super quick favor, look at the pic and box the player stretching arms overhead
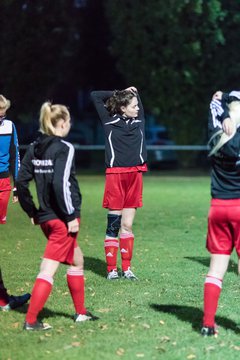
[17,101,98,331]
[91,87,147,280]
[201,90,240,336]
[0,94,30,311]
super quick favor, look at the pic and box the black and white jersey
[91,91,147,168]
[16,134,81,223]
[208,91,240,138]
[208,92,240,199]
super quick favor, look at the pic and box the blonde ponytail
[39,101,70,136]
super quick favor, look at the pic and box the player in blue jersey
[0,95,19,223]
[0,94,30,311]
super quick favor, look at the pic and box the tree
[215,0,240,90]
[0,0,122,124]
[104,0,226,143]
[0,0,87,119]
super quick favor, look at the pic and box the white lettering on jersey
[32,159,53,166]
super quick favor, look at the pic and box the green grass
[1,173,240,360]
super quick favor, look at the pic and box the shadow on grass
[39,307,73,320]
[12,303,29,314]
[84,256,106,278]
[185,256,238,275]
[14,304,72,320]
[150,304,240,334]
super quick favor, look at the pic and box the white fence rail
[19,144,209,151]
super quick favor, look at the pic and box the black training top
[16,134,81,223]
[91,91,147,168]
[208,93,240,199]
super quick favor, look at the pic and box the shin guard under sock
[203,276,222,327]
[104,238,119,272]
[67,267,86,315]
[26,274,53,324]
[120,233,134,272]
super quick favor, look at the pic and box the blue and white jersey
[0,119,20,184]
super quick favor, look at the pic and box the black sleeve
[221,93,230,121]
[90,91,114,125]
[16,146,38,218]
[137,93,145,122]
[52,144,77,222]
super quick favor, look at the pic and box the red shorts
[0,178,11,224]
[206,199,240,256]
[41,218,80,265]
[103,172,143,210]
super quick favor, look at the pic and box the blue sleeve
[9,123,20,185]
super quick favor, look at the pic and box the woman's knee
[121,209,136,233]
[73,247,84,268]
[121,221,132,233]
[39,258,60,277]
[208,254,230,279]
[74,257,84,269]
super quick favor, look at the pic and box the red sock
[67,268,86,315]
[26,274,53,324]
[104,238,119,272]
[120,233,134,272]
[203,276,222,327]
[0,269,9,306]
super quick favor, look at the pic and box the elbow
[90,91,97,99]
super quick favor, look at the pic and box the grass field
[1,173,240,360]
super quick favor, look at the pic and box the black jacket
[208,94,240,199]
[91,91,147,168]
[17,134,81,223]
